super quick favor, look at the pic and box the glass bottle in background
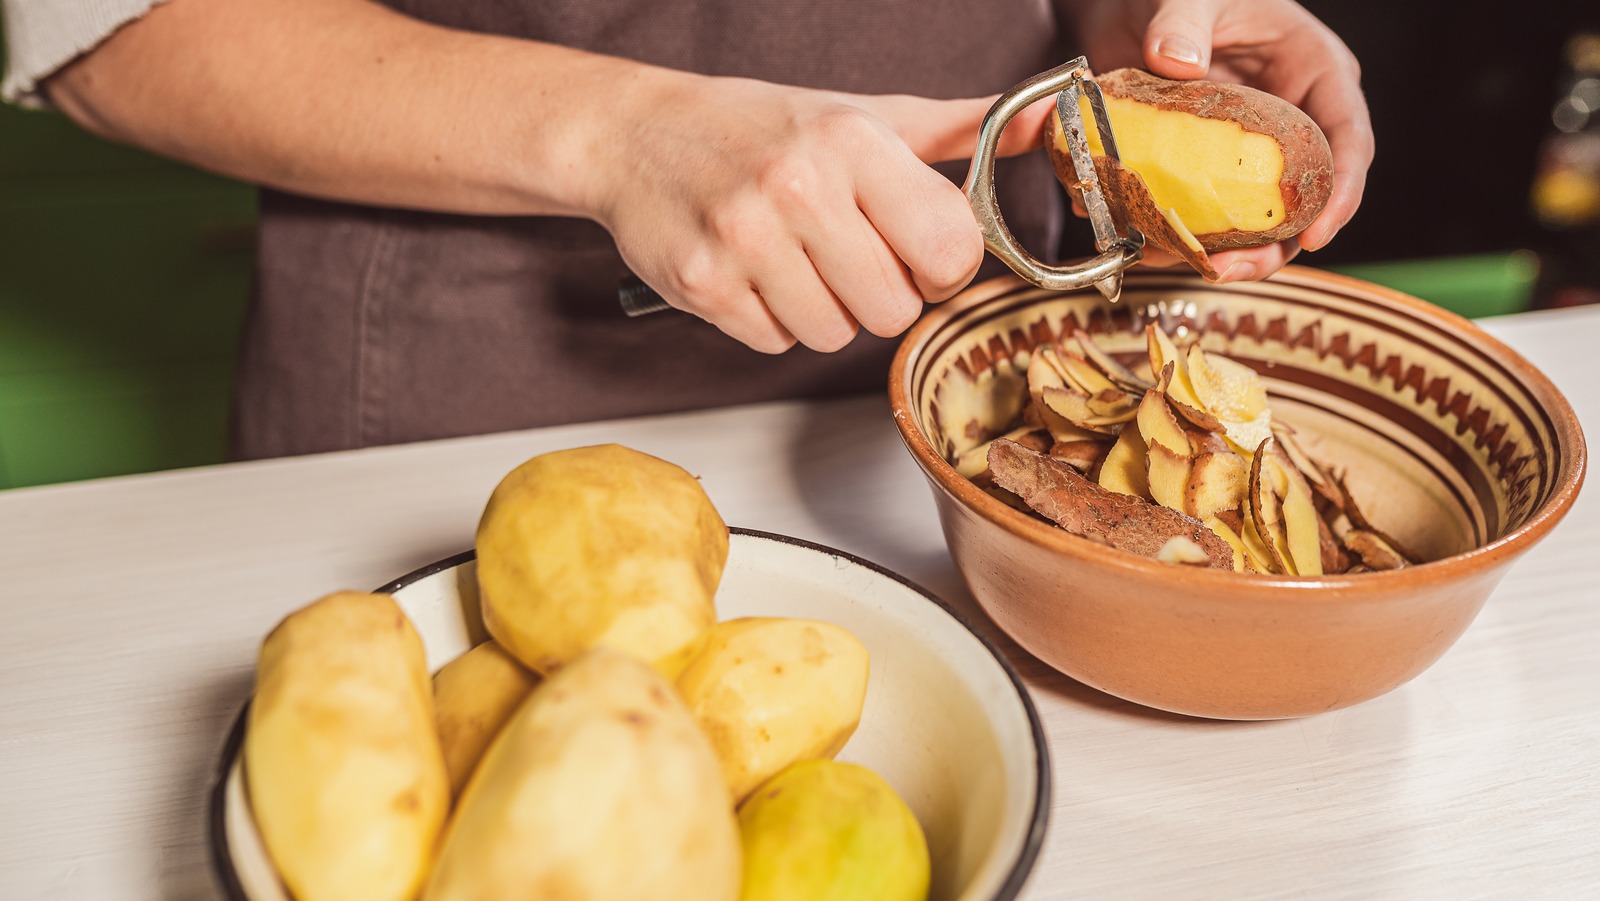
[1530,32,1600,309]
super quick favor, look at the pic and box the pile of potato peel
[952,325,1415,575]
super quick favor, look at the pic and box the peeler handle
[964,58,1142,293]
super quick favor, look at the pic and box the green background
[1,78,256,490]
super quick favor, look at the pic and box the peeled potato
[676,617,870,802]
[432,639,541,798]
[1046,68,1333,278]
[738,760,930,901]
[476,444,727,677]
[424,649,741,901]
[245,591,449,901]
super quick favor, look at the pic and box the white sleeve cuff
[2,0,167,107]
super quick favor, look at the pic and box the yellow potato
[432,639,541,798]
[677,617,869,802]
[245,591,448,901]
[738,759,930,901]
[476,444,726,676]
[424,648,740,901]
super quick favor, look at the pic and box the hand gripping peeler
[618,57,1142,316]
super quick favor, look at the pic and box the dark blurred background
[1300,0,1600,307]
[2,0,1599,489]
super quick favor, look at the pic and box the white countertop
[2,305,1596,900]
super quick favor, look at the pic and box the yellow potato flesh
[1098,424,1150,499]
[475,444,726,677]
[245,592,448,901]
[1204,517,1249,572]
[1077,95,1286,235]
[676,617,869,803]
[1136,387,1191,457]
[425,649,741,901]
[738,760,930,901]
[1275,458,1325,577]
[432,639,541,798]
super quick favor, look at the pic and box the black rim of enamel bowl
[207,527,1052,901]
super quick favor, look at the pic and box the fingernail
[1157,36,1203,67]
[1220,261,1257,282]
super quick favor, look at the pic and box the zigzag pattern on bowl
[920,280,1560,553]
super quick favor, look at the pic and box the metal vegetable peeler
[619,57,1143,317]
[964,57,1144,303]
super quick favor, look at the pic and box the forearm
[45,0,673,217]
[43,0,1058,353]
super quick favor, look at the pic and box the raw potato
[1046,68,1333,277]
[424,649,741,901]
[432,640,541,798]
[988,438,1233,568]
[476,444,727,677]
[245,591,449,901]
[677,617,870,803]
[738,760,930,901]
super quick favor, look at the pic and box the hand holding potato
[1071,0,1373,281]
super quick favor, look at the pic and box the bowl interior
[213,529,1049,901]
[905,272,1575,563]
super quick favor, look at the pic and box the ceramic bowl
[209,529,1050,901]
[889,268,1586,720]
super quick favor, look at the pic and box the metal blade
[1056,78,1127,303]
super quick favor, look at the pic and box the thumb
[862,94,1054,164]
[1142,0,1218,80]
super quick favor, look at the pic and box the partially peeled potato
[1046,68,1334,278]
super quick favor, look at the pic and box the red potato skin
[988,439,1233,569]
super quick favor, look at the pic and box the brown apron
[231,0,1068,459]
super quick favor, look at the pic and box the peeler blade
[1055,74,1142,303]
[962,58,1142,295]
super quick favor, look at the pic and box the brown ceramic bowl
[889,267,1586,719]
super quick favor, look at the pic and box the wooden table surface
[2,305,1596,900]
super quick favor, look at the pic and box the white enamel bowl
[210,528,1050,901]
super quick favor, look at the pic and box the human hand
[587,71,1051,353]
[1071,0,1373,282]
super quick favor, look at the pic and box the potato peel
[1066,334,1153,393]
[1185,452,1249,522]
[1247,438,1294,575]
[958,323,1415,575]
[1050,439,1111,473]
[987,439,1232,569]
[1146,440,1194,513]
[1098,424,1151,499]
[1344,530,1410,571]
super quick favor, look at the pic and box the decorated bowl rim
[888,266,1588,595]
